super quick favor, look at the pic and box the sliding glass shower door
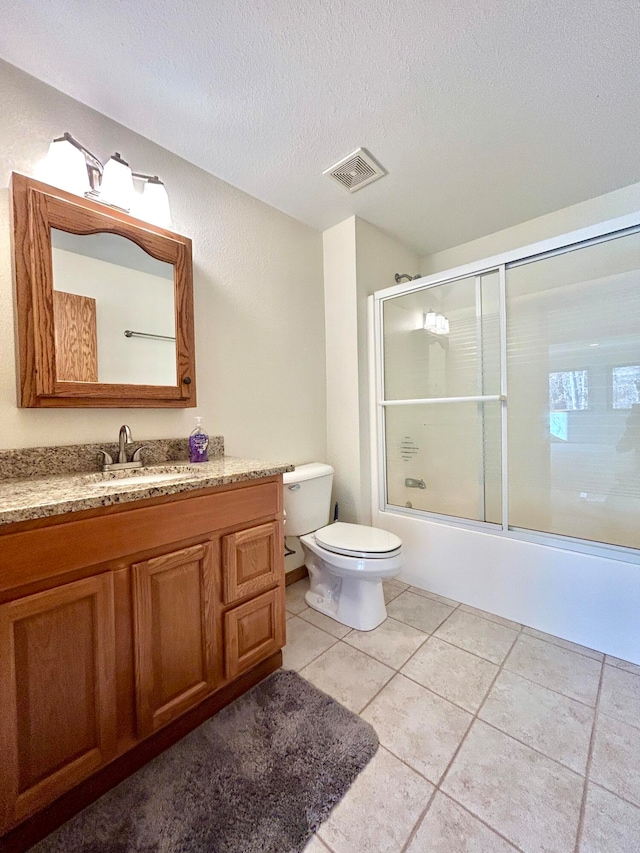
[376,220,640,555]
[381,270,503,524]
[506,230,640,550]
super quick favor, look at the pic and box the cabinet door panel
[133,542,219,737]
[223,521,280,604]
[0,574,116,831]
[224,588,285,679]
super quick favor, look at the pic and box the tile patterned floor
[282,578,640,853]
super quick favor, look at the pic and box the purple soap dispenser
[189,417,209,463]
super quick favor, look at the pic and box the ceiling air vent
[323,148,386,193]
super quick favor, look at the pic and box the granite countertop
[0,457,294,527]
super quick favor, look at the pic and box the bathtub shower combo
[370,213,640,661]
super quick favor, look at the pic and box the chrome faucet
[118,424,132,464]
[98,425,149,472]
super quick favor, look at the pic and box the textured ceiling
[1,0,639,255]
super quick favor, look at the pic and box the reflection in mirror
[51,229,177,386]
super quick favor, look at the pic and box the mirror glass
[51,229,177,386]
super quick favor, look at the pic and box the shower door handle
[405,478,426,489]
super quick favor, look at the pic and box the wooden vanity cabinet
[132,541,220,737]
[225,587,285,679]
[0,476,286,840]
[0,574,117,832]
[223,521,281,603]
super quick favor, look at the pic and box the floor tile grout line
[500,661,600,710]
[286,607,352,643]
[604,663,640,683]
[588,780,640,813]
[574,657,606,853]
[315,745,433,852]
[407,587,460,608]
[351,620,450,712]
[438,790,529,853]
[311,832,333,852]
[387,589,460,627]
[474,715,587,779]
[435,624,523,793]
[422,630,515,667]
[606,657,640,675]
[351,658,400,716]
[398,783,439,853]
[456,604,522,631]
[520,629,604,663]
[296,609,353,641]
[597,706,640,733]
[288,631,341,675]
[304,626,429,682]
[399,668,491,715]
[341,636,430,673]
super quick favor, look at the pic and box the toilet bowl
[283,463,403,631]
[301,522,402,631]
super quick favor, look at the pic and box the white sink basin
[92,472,191,489]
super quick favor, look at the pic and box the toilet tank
[282,463,334,536]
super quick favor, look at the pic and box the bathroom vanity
[0,453,291,847]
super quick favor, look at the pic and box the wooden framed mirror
[10,173,196,408]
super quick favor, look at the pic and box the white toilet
[283,463,402,631]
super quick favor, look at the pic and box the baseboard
[285,565,308,586]
[0,650,283,853]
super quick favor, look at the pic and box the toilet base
[304,576,387,632]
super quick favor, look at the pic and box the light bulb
[424,311,437,332]
[41,134,90,196]
[99,153,134,210]
[132,176,172,227]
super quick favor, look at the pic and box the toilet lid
[314,522,402,558]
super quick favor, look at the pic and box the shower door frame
[371,210,640,564]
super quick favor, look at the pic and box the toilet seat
[314,522,402,559]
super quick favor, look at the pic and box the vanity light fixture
[42,132,171,224]
[424,311,450,335]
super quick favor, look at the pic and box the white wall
[372,185,640,663]
[322,216,419,525]
[323,217,360,522]
[0,59,326,464]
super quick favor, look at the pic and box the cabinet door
[0,574,116,832]
[223,521,281,604]
[132,542,219,737]
[224,588,285,679]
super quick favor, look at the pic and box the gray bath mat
[31,670,378,853]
